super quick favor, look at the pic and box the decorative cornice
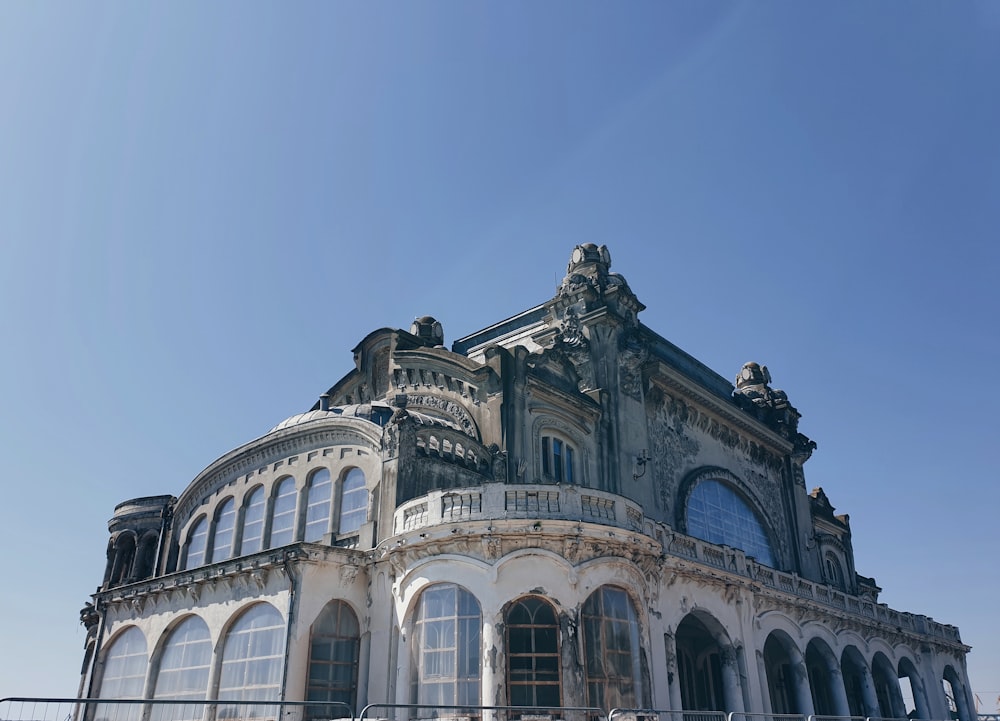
[175,420,382,522]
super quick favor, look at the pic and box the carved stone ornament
[618,329,648,401]
[733,362,805,439]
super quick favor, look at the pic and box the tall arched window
[210,497,237,563]
[506,597,561,708]
[151,616,212,721]
[307,600,361,718]
[824,552,845,590]
[183,517,208,570]
[337,468,367,535]
[240,486,266,556]
[111,534,137,586]
[218,603,285,717]
[582,586,642,710]
[686,479,775,567]
[411,583,481,706]
[304,468,333,543]
[268,477,297,548]
[96,626,147,721]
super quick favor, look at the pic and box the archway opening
[841,647,872,718]
[676,614,726,711]
[763,633,801,715]
[805,640,837,716]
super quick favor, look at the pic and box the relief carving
[618,329,648,401]
[405,393,479,439]
[647,391,700,513]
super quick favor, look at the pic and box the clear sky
[1,1,998,708]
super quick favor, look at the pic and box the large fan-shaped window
[687,480,775,567]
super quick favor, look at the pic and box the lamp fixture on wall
[633,449,651,480]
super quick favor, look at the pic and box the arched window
[337,468,367,535]
[210,497,237,563]
[268,477,297,548]
[240,486,266,556]
[824,552,845,590]
[506,596,561,708]
[411,583,481,706]
[111,534,137,586]
[151,616,212,721]
[687,479,775,567]
[134,532,159,581]
[582,586,642,710]
[304,469,333,543]
[541,435,575,484]
[307,600,361,718]
[218,604,285,715]
[96,626,147,721]
[182,517,208,570]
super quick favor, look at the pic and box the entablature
[175,420,383,524]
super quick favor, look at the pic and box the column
[757,651,773,715]
[721,646,746,713]
[664,633,684,713]
[481,618,498,721]
[791,660,816,716]
[859,667,880,718]
[827,667,852,718]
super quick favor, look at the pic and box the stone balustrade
[392,483,963,646]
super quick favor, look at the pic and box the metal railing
[0,700,983,721]
[0,698,354,721]
[357,703,606,721]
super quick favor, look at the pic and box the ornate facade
[80,245,974,721]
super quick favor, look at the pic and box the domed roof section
[267,409,343,433]
[267,401,462,434]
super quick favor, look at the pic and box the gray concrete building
[80,244,973,721]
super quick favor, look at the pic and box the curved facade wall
[79,245,973,721]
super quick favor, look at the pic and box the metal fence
[0,700,982,721]
[0,698,353,721]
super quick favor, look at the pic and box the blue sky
[1,1,998,706]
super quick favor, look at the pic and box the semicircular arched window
[686,479,775,567]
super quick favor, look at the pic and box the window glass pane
[304,469,332,542]
[151,616,212,721]
[184,517,208,570]
[269,477,297,548]
[411,584,481,706]
[541,435,575,483]
[218,604,285,718]
[582,586,640,710]
[505,597,561,708]
[687,480,775,566]
[307,601,360,718]
[338,468,367,535]
[240,487,266,556]
[96,627,147,721]
[211,498,237,563]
